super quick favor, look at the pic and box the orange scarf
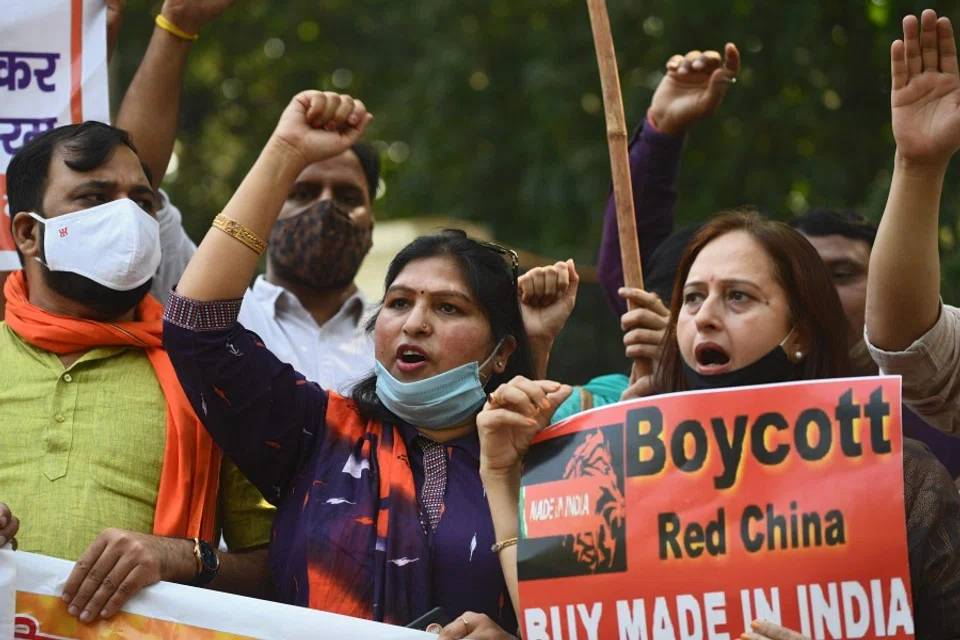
[3,271,221,542]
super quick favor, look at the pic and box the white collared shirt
[238,276,376,394]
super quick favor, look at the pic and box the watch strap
[188,537,219,588]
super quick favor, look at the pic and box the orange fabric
[3,271,221,541]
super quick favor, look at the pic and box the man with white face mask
[0,122,274,624]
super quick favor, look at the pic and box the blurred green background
[112,0,960,385]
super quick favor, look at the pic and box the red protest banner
[517,377,912,640]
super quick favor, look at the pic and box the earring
[794,351,804,361]
[496,361,503,368]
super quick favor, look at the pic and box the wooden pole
[585,0,651,382]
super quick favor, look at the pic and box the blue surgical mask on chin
[375,339,505,430]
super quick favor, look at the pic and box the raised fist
[519,259,580,345]
[270,91,373,167]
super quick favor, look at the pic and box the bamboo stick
[585,0,651,382]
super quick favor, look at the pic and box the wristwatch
[188,538,219,588]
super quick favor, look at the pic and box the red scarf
[4,271,221,541]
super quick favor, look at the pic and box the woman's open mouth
[694,342,731,375]
[396,344,429,373]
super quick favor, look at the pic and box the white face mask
[29,198,161,292]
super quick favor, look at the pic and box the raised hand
[0,502,19,550]
[519,260,580,345]
[160,0,238,35]
[648,43,740,135]
[270,91,373,168]
[477,377,572,477]
[891,10,960,167]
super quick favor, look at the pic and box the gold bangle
[211,213,267,255]
[491,537,519,553]
[155,14,199,41]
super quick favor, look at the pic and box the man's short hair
[350,142,380,203]
[8,121,151,215]
[791,208,877,247]
[7,122,151,258]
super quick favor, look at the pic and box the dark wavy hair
[654,211,852,394]
[351,229,534,424]
[7,121,152,264]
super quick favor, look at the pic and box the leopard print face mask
[268,200,373,290]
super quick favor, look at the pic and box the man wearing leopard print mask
[235,142,379,392]
[267,195,373,292]
[124,139,379,393]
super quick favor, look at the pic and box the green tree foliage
[114,0,960,383]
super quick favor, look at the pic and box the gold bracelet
[211,214,267,255]
[491,537,518,553]
[155,14,199,41]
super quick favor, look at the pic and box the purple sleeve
[597,118,686,318]
[162,291,329,506]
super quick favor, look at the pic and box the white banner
[0,547,14,639]
[0,0,110,271]
[0,549,432,639]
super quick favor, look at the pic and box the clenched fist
[270,91,373,169]
[519,259,580,345]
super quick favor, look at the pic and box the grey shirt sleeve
[866,302,960,436]
[149,190,197,305]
